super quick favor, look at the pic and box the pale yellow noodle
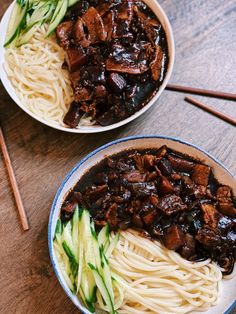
[4,24,96,128]
[96,229,223,314]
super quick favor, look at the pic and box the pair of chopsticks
[166,84,236,126]
[0,127,29,231]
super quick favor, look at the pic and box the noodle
[4,25,95,128]
[96,230,222,314]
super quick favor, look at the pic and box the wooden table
[0,1,235,313]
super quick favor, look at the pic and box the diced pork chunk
[167,154,195,172]
[65,47,87,72]
[150,45,163,81]
[163,225,185,250]
[74,87,93,102]
[201,203,221,229]
[191,164,211,187]
[157,195,187,215]
[82,7,107,43]
[217,186,236,217]
[159,176,174,195]
[123,171,146,183]
[74,18,91,47]
[107,73,127,93]
[56,21,74,48]
[103,11,114,41]
[142,210,157,226]
[105,203,118,228]
[63,102,81,128]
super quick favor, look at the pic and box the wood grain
[0,1,236,313]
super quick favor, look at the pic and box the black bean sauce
[60,146,236,275]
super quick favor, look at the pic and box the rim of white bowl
[0,0,175,134]
[48,135,236,314]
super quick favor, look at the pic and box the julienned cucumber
[4,0,28,47]
[89,264,116,314]
[68,0,79,7]
[4,0,80,47]
[46,0,68,37]
[53,208,119,314]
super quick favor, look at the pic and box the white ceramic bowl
[48,135,236,314]
[0,1,175,133]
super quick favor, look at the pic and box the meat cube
[132,213,143,228]
[97,3,114,17]
[105,203,118,228]
[80,66,106,85]
[74,87,93,102]
[216,186,236,217]
[157,195,187,215]
[167,154,195,172]
[65,47,87,72]
[143,155,155,169]
[191,164,211,187]
[107,73,127,93]
[94,85,107,100]
[179,234,196,259]
[163,225,185,250]
[159,176,174,195]
[106,44,148,74]
[218,202,236,217]
[112,0,134,39]
[201,203,221,229]
[56,21,74,48]
[82,7,107,43]
[149,195,159,207]
[117,0,134,21]
[134,6,159,44]
[123,171,146,183]
[142,210,157,226]
[69,71,80,89]
[63,102,81,128]
[61,200,76,215]
[217,186,232,199]
[128,182,157,199]
[150,45,163,81]
[196,228,222,247]
[103,11,114,40]
[106,59,147,75]
[157,158,172,176]
[74,18,91,47]
[85,184,108,201]
[156,145,167,161]
[182,175,206,199]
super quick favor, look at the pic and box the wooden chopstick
[185,97,236,127]
[0,127,29,231]
[166,84,236,101]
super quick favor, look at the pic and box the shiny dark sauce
[60,146,236,275]
[56,0,168,127]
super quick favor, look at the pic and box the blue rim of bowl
[48,135,236,314]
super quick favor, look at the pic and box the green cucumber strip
[80,210,96,302]
[55,219,62,235]
[62,241,78,278]
[72,205,79,258]
[68,0,79,7]
[16,23,39,47]
[105,233,120,258]
[4,1,28,47]
[24,2,52,31]
[98,224,110,248]
[100,248,114,303]
[88,263,115,314]
[46,0,68,37]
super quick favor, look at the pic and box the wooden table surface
[0,0,235,313]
